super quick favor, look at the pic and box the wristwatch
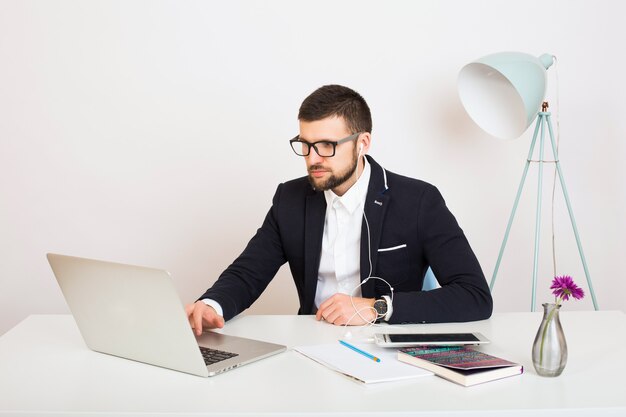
[373,298,388,318]
[373,295,393,322]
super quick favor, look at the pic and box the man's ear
[359,132,372,154]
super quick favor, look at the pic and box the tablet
[373,332,490,347]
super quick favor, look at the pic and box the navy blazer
[200,156,492,323]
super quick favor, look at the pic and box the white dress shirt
[314,159,370,309]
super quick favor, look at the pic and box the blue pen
[339,340,381,363]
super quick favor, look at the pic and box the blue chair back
[422,267,440,291]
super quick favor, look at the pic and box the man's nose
[306,148,324,165]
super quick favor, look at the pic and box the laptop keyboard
[199,346,239,365]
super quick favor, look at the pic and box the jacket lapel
[360,156,389,298]
[303,190,326,314]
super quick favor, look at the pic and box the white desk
[1,312,625,416]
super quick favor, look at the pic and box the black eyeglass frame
[289,132,362,157]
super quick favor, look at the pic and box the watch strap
[381,295,393,322]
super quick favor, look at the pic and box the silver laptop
[47,253,286,377]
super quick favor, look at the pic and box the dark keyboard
[200,346,239,365]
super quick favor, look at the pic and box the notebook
[294,342,433,384]
[46,253,286,377]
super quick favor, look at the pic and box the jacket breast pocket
[375,244,411,288]
[377,244,407,253]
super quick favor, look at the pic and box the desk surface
[1,311,625,416]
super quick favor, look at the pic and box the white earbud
[359,143,364,155]
[344,331,353,339]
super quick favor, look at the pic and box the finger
[210,314,225,329]
[316,304,330,321]
[316,302,328,321]
[315,307,325,321]
[186,304,197,329]
[185,303,194,316]
[193,304,205,336]
[325,309,344,325]
[203,308,222,329]
[319,303,339,323]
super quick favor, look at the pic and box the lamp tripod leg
[545,115,599,310]
[490,118,542,294]
[531,114,547,311]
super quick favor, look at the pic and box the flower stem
[539,302,559,366]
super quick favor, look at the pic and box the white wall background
[1,0,624,335]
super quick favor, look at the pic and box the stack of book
[398,345,523,387]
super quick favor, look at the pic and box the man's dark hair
[298,85,372,133]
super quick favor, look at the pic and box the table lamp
[457,51,598,311]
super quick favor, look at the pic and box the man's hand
[315,293,376,326]
[185,301,225,336]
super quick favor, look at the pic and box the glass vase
[532,302,568,377]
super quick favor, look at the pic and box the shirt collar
[323,158,371,214]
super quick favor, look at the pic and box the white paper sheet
[294,341,433,384]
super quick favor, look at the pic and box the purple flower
[550,275,585,302]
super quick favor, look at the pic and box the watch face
[374,299,387,315]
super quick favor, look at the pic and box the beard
[307,148,359,191]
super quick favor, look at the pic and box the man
[186,85,492,335]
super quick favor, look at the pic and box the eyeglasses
[289,132,361,157]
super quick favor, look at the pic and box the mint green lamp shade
[458,52,554,139]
